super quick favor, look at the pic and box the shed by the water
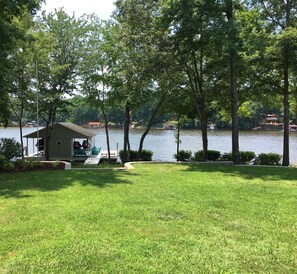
[23,122,97,161]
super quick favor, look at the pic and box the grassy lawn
[0,163,297,273]
[71,162,123,169]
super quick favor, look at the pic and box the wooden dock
[84,150,118,165]
[84,154,101,165]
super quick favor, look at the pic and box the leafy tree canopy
[0,0,43,126]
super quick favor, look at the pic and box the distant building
[265,114,279,125]
[258,114,283,130]
[88,121,102,128]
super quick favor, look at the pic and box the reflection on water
[1,127,297,163]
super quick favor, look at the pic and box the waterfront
[1,127,297,164]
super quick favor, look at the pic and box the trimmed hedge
[174,150,192,162]
[254,153,282,166]
[173,149,280,166]
[220,151,256,164]
[194,150,221,161]
[119,149,153,162]
[0,160,65,173]
[240,151,256,164]
[138,150,153,161]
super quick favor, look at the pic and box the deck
[84,150,118,165]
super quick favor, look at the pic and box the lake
[1,127,297,164]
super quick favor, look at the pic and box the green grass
[0,164,297,273]
[71,162,123,169]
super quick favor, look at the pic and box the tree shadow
[181,163,297,182]
[0,169,135,199]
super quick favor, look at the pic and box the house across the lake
[88,121,102,128]
[23,122,97,161]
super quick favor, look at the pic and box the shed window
[56,140,62,146]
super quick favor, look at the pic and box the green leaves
[32,9,88,123]
[0,0,43,126]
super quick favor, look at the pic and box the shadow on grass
[0,169,134,198]
[182,163,297,182]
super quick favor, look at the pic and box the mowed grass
[0,164,297,273]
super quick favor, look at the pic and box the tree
[225,0,240,164]
[67,96,100,124]
[34,9,87,160]
[7,11,37,160]
[250,0,297,166]
[0,0,42,126]
[160,0,224,161]
[80,16,118,162]
[113,0,167,162]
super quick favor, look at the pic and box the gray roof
[23,122,97,139]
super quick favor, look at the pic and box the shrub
[129,150,139,161]
[51,161,60,168]
[119,150,125,162]
[0,154,8,170]
[254,153,282,166]
[239,151,256,164]
[3,161,15,171]
[119,149,153,162]
[194,150,221,161]
[120,150,132,162]
[139,150,153,161]
[14,159,26,170]
[193,151,204,161]
[174,150,192,162]
[207,150,221,161]
[0,138,22,160]
[26,161,43,170]
[220,152,232,161]
[220,151,256,164]
[0,159,65,172]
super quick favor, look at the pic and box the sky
[41,0,116,19]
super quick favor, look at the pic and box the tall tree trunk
[102,109,111,163]
[185,50,208,162]
[100,70,111,162]
[230,54,240,164]
[176,117,181,156]
[197,108,208,161]
[123,101,131,163]
[44,106,56,161]
[294,88,297,125]
[282,1,291,166]
[282,43,290,166]
[201,122,208,161]
[19,123,24,157]
[12,96,25,161]
[294,87,297,124]
[45,119,55,161]
[138,99,163,153]
[226,0,240,164]
[19,121,24,160]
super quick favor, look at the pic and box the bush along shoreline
[0,158,65,173]
[119,149,153,163]
[0,137,66,173]
[174,150,282,166]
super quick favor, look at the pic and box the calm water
[1,127,297,163]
